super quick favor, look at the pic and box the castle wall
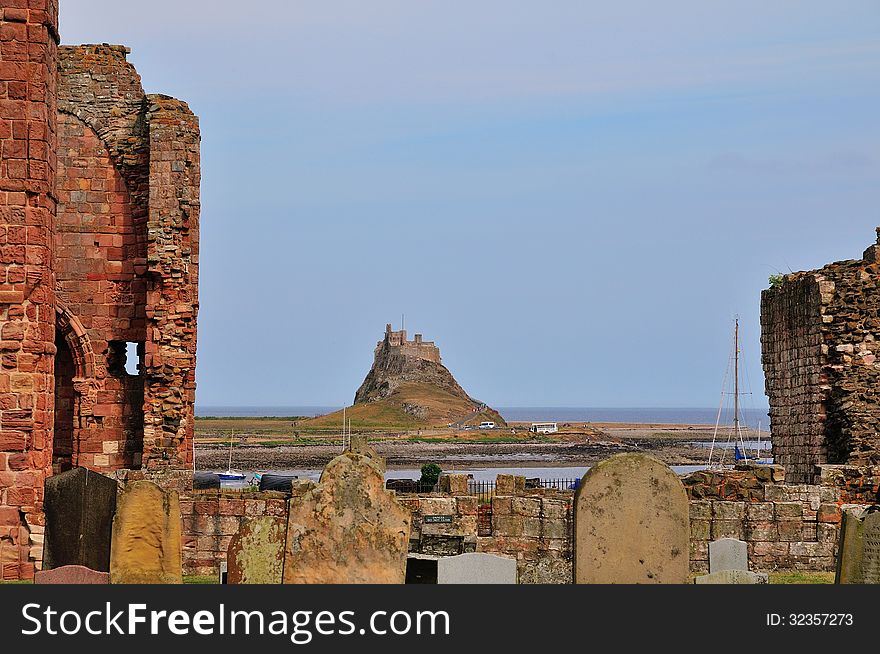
[761,231,880,484]
[378,326,440,364]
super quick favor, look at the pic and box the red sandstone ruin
[0,2,199,580]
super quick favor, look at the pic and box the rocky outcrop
[355,336,475,405]
[347,325,505,427]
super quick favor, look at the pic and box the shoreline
[195,422,770,472]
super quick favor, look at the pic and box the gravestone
[283,450,411,584]
[437,552,517,584]
[835,506,880,584]
[574,453,689,584]
[110,480,183,584]
[406,554,439,584]
[709,537,749,573]
[34,565,109,584]
[43,468,117,572]
[227,516,286,584]
[694,570,767,584]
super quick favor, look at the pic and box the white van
[479,421,495,429]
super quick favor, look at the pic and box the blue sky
[60,2,880,408]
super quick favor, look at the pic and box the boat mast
[228,429,234,471]
[734,317,740,442]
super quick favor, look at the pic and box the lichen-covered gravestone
[574,453,689,584]
[43,468,117,572]
[34,565,109,584]
[227,516,287,584]
[437,552,517,584]
[282,450,411,584]
[110,480,182,584]
[835,506,880,584]
[709,537,749,573]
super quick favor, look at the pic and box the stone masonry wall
[1,14,199,580]
[762,228,880,484]
[0,0,59,582]
[177,466,877,581]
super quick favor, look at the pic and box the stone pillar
[0,0,59,581]
[141,96,200,469]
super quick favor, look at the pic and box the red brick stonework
[0,4,200,580]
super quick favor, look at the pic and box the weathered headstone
[835,506,880,584]
[227,516,286,584]
[406,554,439,584]
[283,450,411,584]
[110,480,183,584]
[437,552,517,584]
[574,453,689,584]
[709,537,749,573]
[34,565,109,584]
[43,468,117,572]
[694,570,767,584]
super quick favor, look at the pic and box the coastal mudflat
[195,421,768,471]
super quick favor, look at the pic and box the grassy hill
[302,382,506,431]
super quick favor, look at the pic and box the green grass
[183,575,218,584]
[769,571,834,584]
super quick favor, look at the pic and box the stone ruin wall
[761,229,880,484]
[0,0,60,582]
[0,4,199,580]
[178,466,879,582]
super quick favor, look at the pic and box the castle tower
[0,1,60,581]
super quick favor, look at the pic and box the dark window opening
[52,335,75,475]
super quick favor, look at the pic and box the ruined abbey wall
[761,229,880,483]
[0,6,199,580]
[0,0,60,582]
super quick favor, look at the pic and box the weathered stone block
[690,519,711,540]
[110,481,182,584]
[711,520,744,540]
[775,502,804,520]
[713,501,746,521]
[688,500,712,520]
[511,497,541,517]
[745,502,774,521]
[227,516,285,584]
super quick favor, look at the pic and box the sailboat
[218,430,246,482]
[707,318,770,469]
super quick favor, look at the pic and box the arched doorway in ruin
[53,303,98,474]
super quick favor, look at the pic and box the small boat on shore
[219,430,246,482]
